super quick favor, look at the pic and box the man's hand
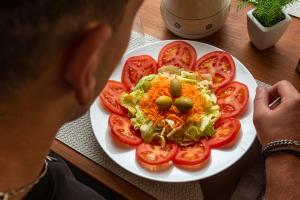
[254,80,300,200]
[253,80,300,147]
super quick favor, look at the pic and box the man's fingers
[254,87,270,114]
[270,80,299,99]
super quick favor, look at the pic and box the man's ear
[64,23,112,105]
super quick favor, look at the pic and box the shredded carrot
[140,77,206,127]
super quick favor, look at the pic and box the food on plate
[100,80,128,116]
[136,142,178,171]
[173,139,210,170]
[158,41,197,70]
[208,118,241,148]
[174,96,194,112]
[120,66,221,146]
[108,114,142,146]
[193,51,236,89]
[155,95,173,110]
[122,55,158,89]
[170,78,182,97]
[99,41,250,172]
[216,81,249,119]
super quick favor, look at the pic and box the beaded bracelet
[261,139,300,159]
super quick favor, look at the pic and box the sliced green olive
[155,95,173,110]
[122,93,134,103]
[141,131,153,143]
[185,125,200,138]
[170,78,182,97]
[174,97,194,112]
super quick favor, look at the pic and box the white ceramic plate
[90,40,257,183]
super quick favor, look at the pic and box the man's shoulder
[24,156,105,200]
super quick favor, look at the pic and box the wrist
[261,139,300,159]
[264,153,300,200]
[266,152,300,168]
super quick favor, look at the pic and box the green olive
[174,97,194,112]
[155,96,173,110]
[170,78,182,97]
[142,81,152,92]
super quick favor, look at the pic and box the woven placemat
[56,32,269,200]
[286,1,300,18]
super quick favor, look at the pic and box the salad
[120,66,220,147]
[100,41,249,171]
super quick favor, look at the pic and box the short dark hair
[0,0,127,94]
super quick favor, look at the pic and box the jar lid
[162,0,231,19]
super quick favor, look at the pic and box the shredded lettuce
[132,74,158,92]
[181,71,197,80]
[158,65,183,75]
[140,123,155,142]
[139,122,163,143]
[130,106,146,129]
[165,119,175,129]
[120,90,144,116]
[185,125,201,139]
[203,124,215,137]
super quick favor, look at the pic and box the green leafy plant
[238,0,298,27]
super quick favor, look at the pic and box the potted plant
[238,0,297,50]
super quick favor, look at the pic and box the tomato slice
[121,55,158,89]
[100,80,128,115]
[216,81,249,119]
[173,140,210,170]
[136,143,178,165]
[108,114,142,146]
[158,41,197,70]
[208,118,241,148]
[136,156,172,171]
[193,51,235,89]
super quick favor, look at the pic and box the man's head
[0,0,142,123]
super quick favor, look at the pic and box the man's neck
[0,106,61,198]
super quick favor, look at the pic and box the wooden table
[51,0,300,199]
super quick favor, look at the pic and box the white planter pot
[247,8,291,50]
